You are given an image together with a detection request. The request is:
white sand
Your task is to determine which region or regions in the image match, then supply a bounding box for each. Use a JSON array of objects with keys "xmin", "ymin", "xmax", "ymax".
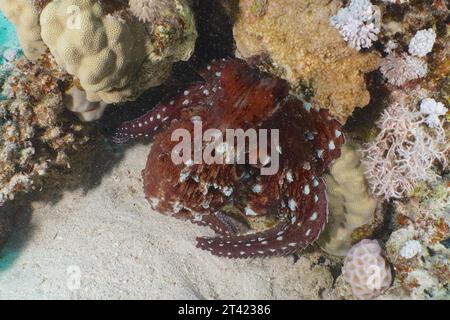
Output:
[{"xmin": 0, "ymin": 144, "xmax": 337, "ymax": 299}]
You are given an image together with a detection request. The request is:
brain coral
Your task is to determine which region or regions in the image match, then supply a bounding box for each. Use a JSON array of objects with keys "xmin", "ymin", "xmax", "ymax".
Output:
[
  {"xmin": 0, "ymin": 0, "xmax": 47, "ymax": 60},
  {"xmin": 40, "ymin": 0, "xmax": 197, "ymax": 104},
  {"xmin": 318, "ymin": 144, "xmax": 379, "ymax": 256},
  {"xmin": 233, "ymin": 0, "xmax": 380, "ymax": 123},
  {"xmin": 343, "ymin": 239, "xmax": 392, "ymax": 300}
]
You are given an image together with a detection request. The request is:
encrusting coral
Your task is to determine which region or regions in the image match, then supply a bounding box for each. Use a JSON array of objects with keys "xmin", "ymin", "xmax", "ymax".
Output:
[
  {"xmin": 342, "ymin": 239, "xmax": 392, "ymax": 300},
  {"xmin": 0, "ymin": 0, "xmax": 47, "ymax": 60},
  {"xmin": 40, "ymin": 0, "xmax": 197, "ymax": 104},
  {"xmin": 0, "ymin": 54, "xmax": 94, "ymax": 207},
  {"xmin": 232, "ymin": 0, "xmax": 381, "ymax": 124},
  {"xmin": 318, "ymin": 144, "xmax": 379, "ymax": 256}
]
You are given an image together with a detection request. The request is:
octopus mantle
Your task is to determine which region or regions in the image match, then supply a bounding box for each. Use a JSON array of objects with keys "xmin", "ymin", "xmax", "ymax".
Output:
[{"xmin": 113, "ymin": 58, "xmax": 344, "ymax": 258}]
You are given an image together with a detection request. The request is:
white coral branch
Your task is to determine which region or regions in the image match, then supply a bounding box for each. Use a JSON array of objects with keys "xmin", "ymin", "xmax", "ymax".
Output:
[{"xmin": 361, "ymin": 98, "xmax": 448, "ymax": 200}]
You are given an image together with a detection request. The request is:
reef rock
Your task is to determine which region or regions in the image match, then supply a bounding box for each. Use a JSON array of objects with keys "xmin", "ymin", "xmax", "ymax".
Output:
[
  {"xmin": 0, "ymin": 54, "xmax": 94, "ymax": 208},
  {"xmin": 232, "ymin": 0, "xmax": 380, "ymax": 123}
]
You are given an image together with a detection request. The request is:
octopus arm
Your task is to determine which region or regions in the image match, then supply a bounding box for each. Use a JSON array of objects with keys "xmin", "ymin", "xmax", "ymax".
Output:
[
  {"xmin": 190, "ymin": 212, "xmax": 239, "ymax": 237},
  {"xmin": 111, "ymin": 82, "xmax": 207, "ymax": 144},
  {"xmin": 196, "ymin": 179, "xmax": 329, "ymax": 258}
]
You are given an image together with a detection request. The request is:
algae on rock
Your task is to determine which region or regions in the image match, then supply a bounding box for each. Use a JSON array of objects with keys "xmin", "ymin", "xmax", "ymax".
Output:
[{"xmin": 233, "ymin": 0, "xmax": 380, "ymax": 123}]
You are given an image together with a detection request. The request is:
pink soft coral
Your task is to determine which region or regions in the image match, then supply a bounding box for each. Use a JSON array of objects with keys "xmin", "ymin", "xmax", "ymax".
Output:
[{"xmin": 361, "ymin": 91, "xmax": 448, "ymax": 200}]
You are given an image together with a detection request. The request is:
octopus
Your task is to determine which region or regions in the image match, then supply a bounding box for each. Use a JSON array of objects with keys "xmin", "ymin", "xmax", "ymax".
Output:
[{"xmin": 112, "ymin": 58, "xmax": 345, "ymax": 258}]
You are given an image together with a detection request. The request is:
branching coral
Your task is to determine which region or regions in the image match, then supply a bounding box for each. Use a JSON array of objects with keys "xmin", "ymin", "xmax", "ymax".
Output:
[
  {"xmin": 330, "ymin": 0, "xmax": 381, "ymax": 51},
  {"xmin": 0, "ymin": 54, "xmax": 93, "ymax": 206},
  {"xmin": 380, "ymin": 53, "xmax": 428, "ymax": 87},
  {"xmin": 361, "ymin": 90, "xmax": 448, "ymax": 200}
]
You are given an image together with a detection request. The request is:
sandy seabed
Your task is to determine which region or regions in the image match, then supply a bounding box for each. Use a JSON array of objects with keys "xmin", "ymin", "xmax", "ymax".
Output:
[{"xmin": 0, "ymin": 143, "xmax": 338, "ymax": 300}]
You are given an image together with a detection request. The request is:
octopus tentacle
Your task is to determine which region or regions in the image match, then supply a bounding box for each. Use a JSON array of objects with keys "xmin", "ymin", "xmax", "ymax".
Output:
[
  {"xmin": 111, "ymin": 81, "xmax": 208, "ymax": 144},
  {"xmin": 111, "ymin": 100, "xmax": 183, "ymax": 144},
  {"xmin": 190, "ymin": 211, "xmax": 239, "ymax": 236},
  {"xmin": 196, "ymin": 179, "xmax": 328, "ymax": 258}
]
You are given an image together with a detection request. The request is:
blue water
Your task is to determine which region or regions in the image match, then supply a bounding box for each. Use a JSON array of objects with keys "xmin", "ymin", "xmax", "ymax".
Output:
[
  {"xmin": 0, "ymin": 10, "xmax": 22, "ymax": 100},
  {"xmin": 0, "ymin": 10, "xmax": 20, "ymax": 63}
]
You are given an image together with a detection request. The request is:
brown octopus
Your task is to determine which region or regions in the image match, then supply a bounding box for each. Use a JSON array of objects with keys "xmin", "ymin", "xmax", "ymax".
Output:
[{"xmin": 112, "ymin": 58, "xmax": 344, "ymax": 258}]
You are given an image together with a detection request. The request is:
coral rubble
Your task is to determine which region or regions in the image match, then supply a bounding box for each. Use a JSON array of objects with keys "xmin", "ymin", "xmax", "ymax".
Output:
[
  {"xmin": 0, "ymin": 54, "xmax": 94, "ymax": 207},
  {"xmin": 386, "ymin": 180, "xmax": 450, "ymax": 299}
]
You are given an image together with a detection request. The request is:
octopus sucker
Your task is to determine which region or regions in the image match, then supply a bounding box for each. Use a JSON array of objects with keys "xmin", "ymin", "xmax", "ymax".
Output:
[{"xmin": 112, "ymin": 58, "xmax": 344, "ymax": 258}]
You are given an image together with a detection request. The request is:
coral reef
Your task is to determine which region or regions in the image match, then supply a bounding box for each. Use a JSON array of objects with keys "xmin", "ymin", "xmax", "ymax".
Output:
[
  {"xmin": 232, "ymin": 0, "xmax": 380, "ymax": 123},
  {"xmin": 342, "ymin": 239, "xmax": 392, "ymax": 300},
  {"xmin": 40, "ymin": 0, "xmax": 197, "ymax": 104},
  {"xmin": 0, "ymin": 54, "xmax": 94, "ymax": 207},
  {"xmin": 0, "ymin": 0, "xmax": 46, "ymax": 60},
  {"xmin": 112, "ymin": 58, "xmax": 345, "ymax": 258},
  {"xmin": 386, "ymin": 180, "xmax": 450, "ymax": 300},
  {"xmin": 318, "ymin": 144, "xmax": 379, "ymax": 256},
  {"xmin": 0, "ymin": 0, "xmax": 447, "ymax": 300},
  {"xmin": 361, "ymin": 90, "xmax": 448, "ymax": 200}
]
